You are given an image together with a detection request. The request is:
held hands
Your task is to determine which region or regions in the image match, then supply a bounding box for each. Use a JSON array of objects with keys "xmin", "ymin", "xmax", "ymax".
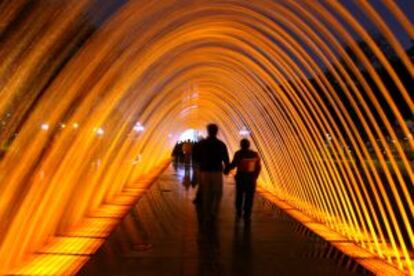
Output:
[{"xmin": 223, "ymin": 166, "xmax": 231, "ymax": 175}]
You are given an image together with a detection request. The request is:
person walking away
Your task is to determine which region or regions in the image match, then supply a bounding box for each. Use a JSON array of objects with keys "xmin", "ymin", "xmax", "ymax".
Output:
[
  {"xmin": 171, "ymin": 142, "xmax": 181, "ymax": 169},
  {"xmin": 197, "ymin": 124, "xmax": 230, "ymax": 223},
  {"xmin": 182, "ymin": 140, "xmax": 193, "ymax": 166},
  {"xmin": 225, "ymin": 139, "xmax": 261, "ymax": 222}
]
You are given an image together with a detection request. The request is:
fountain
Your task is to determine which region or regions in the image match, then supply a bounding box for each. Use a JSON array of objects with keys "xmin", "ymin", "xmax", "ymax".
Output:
[{"xmin": 0, "ymin": 0, "xmax": 412, "ymax": 274}]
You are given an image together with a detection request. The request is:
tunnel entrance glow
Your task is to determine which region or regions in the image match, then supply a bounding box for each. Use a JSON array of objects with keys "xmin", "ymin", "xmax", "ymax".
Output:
[{"xmin": 178, "ymin": 129, "xmax": 202, "ymax": 142}]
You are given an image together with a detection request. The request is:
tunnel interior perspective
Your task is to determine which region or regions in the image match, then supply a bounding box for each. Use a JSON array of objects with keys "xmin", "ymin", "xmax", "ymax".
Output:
[{"xmin": 0, "ymin": 0, "xmax": 413, "ymax": 275}]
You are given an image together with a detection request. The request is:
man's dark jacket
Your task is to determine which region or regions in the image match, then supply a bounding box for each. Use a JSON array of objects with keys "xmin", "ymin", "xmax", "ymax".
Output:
[{"xmin": 193, "ymin": 137, "xmax": 229, "ymax": 172}]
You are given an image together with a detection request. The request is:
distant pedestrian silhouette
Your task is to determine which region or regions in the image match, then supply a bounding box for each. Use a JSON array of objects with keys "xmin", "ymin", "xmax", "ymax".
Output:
[
  {"xmin": 182, "ymin": 139, "xmax": 193, "ymax": 165},
  {"xmin": 225, "ymin": 139, "xmax": 261, "ymax": 222},
  {"xmin": 171, "ymin": 141, "xmax": 185, "ymax": 166},
  {"xmin": 195, "ymin": 124, "xmax": 229, "ymax": 223}
]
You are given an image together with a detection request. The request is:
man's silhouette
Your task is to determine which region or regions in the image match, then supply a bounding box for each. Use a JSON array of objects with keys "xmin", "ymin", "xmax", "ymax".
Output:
[{"xmin": 195, "ymin": 124, "xmax": 229, "ymax": 223}]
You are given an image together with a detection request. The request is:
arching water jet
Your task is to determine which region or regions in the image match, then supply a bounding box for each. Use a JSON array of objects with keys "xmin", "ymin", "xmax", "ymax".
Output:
[{"xmin": 0, "ymin": 0, "xmax": 412, "ymax": 274}]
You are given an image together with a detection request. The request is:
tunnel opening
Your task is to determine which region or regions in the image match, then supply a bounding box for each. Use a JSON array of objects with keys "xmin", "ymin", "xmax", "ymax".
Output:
[{"xmin": 178, "ymin": 128, "xmax": 202, "ymax": 142}]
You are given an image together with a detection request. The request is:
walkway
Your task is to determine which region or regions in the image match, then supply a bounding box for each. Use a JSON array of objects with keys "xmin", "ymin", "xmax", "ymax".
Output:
[{"xmin": 79, "ymin": 166, "xmax": 369, "ymax": 275}]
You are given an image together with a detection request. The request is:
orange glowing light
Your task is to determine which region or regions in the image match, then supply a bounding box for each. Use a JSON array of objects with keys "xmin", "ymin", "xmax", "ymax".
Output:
[{"xmin": 0, "ymin": 0, "xmax": 412, "ymax": 274}]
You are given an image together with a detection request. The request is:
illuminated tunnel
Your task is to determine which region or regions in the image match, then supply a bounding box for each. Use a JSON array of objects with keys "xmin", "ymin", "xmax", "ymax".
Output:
[{"xmin": 0, "ymin": 0, "xmax": 413, "ymax": 274}]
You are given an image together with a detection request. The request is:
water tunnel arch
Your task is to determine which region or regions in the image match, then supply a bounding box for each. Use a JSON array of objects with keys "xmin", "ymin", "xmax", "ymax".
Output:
[{"xmin": 0, "ymin": 0, "xmax": 412, "ymax": 274}]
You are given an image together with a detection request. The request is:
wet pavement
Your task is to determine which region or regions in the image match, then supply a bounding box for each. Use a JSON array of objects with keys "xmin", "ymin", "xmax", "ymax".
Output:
[{"xmin": 79, "ymin": 165, "xmax": 370, "ymax": 276}]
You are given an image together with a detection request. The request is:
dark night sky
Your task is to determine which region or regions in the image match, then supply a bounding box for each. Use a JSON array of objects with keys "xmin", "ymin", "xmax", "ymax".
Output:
[
  {"xmin": 103, "ymin": 0, "xmax": 414, "ymax": 49},
  {"xmin": 342, "ymin": 0, "xmax": 414, "ymax": 48}
]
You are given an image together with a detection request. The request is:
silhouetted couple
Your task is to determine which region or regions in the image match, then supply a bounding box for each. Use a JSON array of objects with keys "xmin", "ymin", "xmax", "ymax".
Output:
[{"xmin": 193, "ymin": 124, "xmax": 261, "ymax": 225}]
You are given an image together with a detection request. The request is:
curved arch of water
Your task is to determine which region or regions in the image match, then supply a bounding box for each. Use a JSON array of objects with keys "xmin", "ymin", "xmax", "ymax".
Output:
[{"xmin": 0, "ymin": 0, "xmax": 412, "ymax": 273}]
